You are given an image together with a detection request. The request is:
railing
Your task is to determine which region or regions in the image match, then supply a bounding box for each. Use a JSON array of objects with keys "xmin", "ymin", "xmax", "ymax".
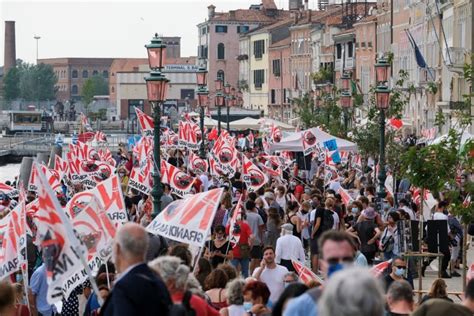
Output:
[{"xmin": 446, "ymin": 47, "xmax": 467, "ymax": 70}]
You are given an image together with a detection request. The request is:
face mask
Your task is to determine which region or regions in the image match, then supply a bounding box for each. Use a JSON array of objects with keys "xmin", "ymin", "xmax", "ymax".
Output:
[
  {"xmin": 119, "ymin": 173, "xmax": 125, "ymax": 177},
  {"xmin": 351, "ymin": 207, "xmax": 358, "ymax": 214},
  {"xmin": 327, "ymin": 263, "xmax": 344, "ymax": 278},
  {"xmin": 394, "ymin": 267, "xmax": 406, "ymax": 277},
  {"xmin": 243, "ymin": 302, "xmax": 253, "ymax": 312},
  {"xmin": 16, "ymin": 273, "xmax": 23, "ymax": 283}
]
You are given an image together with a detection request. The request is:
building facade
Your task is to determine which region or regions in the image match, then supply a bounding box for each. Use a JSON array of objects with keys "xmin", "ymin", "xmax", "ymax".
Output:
[{"xmin": 38, "ymin": 58, "xmax": 114, "ymax": 102}]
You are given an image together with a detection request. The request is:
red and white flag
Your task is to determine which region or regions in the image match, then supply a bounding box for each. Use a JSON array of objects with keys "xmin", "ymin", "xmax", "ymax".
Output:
[
  {"xmin": 247, "ymin": 132, "xmax": 255, "ymax": 148},
  {"xmin": 228, "ymin": 197, "xmax": 243, "ymax": 246},
  {"xmin": 78, "ymin": 132, "xmax": 96, "ymax": 144},
  {"xmin": 270, "ymin": 124, "xmax": 282, "ymax": 143},
  {"xmin": 338, "ymin": 187, "xmax": 353, "ymax": 207},
  {"xmin": 32, "ymin": 163, "xmax": 85, "ymax": 304},
  {"xmin": 0, "ymin": 182, "xmax": 19, "ymax": 199},
  {"xmin": 388, "ymin": 118, "xmax": 403, "ymax": 130},
  {"xmin": 29, "ymin": 164, "xmax": 61, "ymax": 193},
  {"xmin": 80, "ymin": 113, "xmax": 93, "ymax": 132},
  {"xmin": 188, "ymin": 152, "xmax": 209, "ymax": 175},
  {"xmin": 0, "ymin": 197, "xmax": 27, "ymax": 280},
  {"xmin": 161, "ymin": 160, "xmax": 196, "ymax": 197},
  {"xmin": 178, "ymin": 121, "xmax": 200, "ymax": 150},
  {"xmin": 371, "ymin": 259, "xmax": 392, "ymax": 278},
  {"xmin": 129, "ymin": 138, "xmax": 153, "ymax": 194},
  {"xmin": 302, "ymin": 129, "xmax": 318, "ymax": 156},
  {"xmin": 146, "ymin": 188, "xmax": 224, "ymax": 247},
  {"xmin": 95, "ymin": 131, "xmax": 107, "ymax": 143},
  {"xmin": 54, "ymin": 155, "xmax": 69, "ymax": 180},
  {"xmin": 98, "ymin": 148, "xmax": 116, "ymax": 167},
  {"xmin": 135, "ymin": 107, "xmax": 154, "ymax": 137},
  {"xmin": 291, "ymin": 260, "xmax": 323, "ymax": 285},
  {"xmin": 242, "ymin": 156, "xmax": 268, "ymax": 193}
]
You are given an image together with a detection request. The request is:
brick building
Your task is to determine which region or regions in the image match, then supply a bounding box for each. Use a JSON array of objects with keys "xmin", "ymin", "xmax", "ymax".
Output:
[
  {"xmin": 38, "ymin": 58, "xmax": 114, "ymax": 102},
  {"xmin": 197, "ymin": 1, "xmax": 290, "ymax": 105}
]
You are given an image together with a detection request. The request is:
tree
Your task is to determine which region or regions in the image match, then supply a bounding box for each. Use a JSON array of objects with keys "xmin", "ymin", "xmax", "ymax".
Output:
[
  {"xmin": 81, "ymin": 75, "xmax": 109, "ymax": 106},
  {"xmin": 17, "ymin": 62, "xmax": 57, "ymax": 101},
  {"xmin": 3, "ymin": 67, "xmax": 20, "ymax": 100}
]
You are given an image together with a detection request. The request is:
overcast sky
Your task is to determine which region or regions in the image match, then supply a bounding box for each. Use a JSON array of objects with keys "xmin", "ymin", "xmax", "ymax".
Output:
[{"xmin": 0, "ymin": 0, "xmax": 320, "ymax": 65}]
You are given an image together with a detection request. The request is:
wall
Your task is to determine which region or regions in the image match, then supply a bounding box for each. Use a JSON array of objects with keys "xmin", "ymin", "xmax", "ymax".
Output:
[{"xmin": 249, "ymin": 32, "xmax": 270, "ymax": 114}]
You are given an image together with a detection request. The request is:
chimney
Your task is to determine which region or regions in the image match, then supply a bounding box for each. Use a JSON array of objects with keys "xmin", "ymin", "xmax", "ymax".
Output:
[
  {"xmin": 308, "ymin": 9, "xmax": 312, "ymax": 22},
  {"xmin": 229, "ymin": 10, "xmax": 236, "ymax": 19},
  {"xmin": 304, "ymin": 0, "xmax": 309, "ymax": 10},
  {"xmin": 208, "ymin": 5, "xmax": 216, "ymax": 19},
  {"xmin": 4, "ymin": 21, "xmax": 16, "ymax": 75}
]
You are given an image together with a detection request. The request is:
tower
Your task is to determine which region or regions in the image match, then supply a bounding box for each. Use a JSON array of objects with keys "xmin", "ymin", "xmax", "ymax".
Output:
[{"xmin": 4, "ymin": 21, "xmax": 16, "ymax": 75}]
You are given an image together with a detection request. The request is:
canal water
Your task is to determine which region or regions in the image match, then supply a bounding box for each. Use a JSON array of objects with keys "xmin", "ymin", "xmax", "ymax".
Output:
[{"xmin": 0, "ymin": 162, "xmax": 21, "ymax": 183}]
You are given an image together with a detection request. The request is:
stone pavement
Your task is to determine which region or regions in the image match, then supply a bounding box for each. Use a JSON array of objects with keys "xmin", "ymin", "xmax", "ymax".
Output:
[{"xmin": 420, "ymin": 237, "xmax": 473, "ymax": 302}]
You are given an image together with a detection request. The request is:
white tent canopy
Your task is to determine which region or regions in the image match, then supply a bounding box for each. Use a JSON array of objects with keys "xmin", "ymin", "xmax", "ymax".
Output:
[
  {"xmin": 269, "ymin": 127, "xmax": 358, "ymax": 152},
  {"xmin": 228, "ymin": 117, "xmax": 261, "ymax": 130},
  {"xmin": 260, "ymin": 118, "xmax": 294, "ymax": 130},
  {"xmin": 204, "ymin": 117, "xmax": 218, "ymax": 127},
  {"xmin": 430, "ymin": 130, "xmax": 473, "ymax": 147}
]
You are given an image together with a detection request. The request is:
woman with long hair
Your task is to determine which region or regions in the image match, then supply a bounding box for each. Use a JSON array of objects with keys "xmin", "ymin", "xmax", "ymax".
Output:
[
  {"xmin": 420, "ymin": 279, "xmax": 453, "ymax": 304},
  {"xmin": 265, "ymin": 207, "xmax": 281, "ymax": 249}
]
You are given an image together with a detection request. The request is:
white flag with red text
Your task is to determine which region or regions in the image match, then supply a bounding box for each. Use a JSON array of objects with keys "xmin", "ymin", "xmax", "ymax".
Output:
[
  {"xmin": 292, "ymin": 260, "xmax": 323, "ymax": 285},
  {"xmin": 146, "ymin": 188, "xmax": 224, "ymax": 247},
  {"xmin": 129, "ymin": 138, "xmax": 153, "ymax": 194},
  {"xmin": 135, "ymin": 107, "xmax": 154, "ymax": 137},
  {"xmin": 178, "ymin": 121, "xmax": 200, "ymax": 150},
  {"xmin": 188, "ymin": 152, "xmax": 209, "ymax": 175},
  {"xmin": 29, "ymin": 164, "xmax": 61, "ymax": 193}
]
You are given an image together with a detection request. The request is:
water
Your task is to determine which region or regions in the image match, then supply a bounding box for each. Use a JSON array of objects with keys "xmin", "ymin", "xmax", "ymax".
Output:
[{"xmin": 0, "ymin": 163, "xmax": 21, "ymax": 183}]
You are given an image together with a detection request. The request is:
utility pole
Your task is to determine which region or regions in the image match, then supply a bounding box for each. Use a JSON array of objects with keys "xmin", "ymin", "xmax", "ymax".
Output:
[{"xmin": 34, "ymin": 35, "xmax": 41, "ymax": 64}]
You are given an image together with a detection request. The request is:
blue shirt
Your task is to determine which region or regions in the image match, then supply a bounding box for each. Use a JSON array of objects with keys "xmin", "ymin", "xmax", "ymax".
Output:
[
  {"xmin": 30, "ymin": 263, "xmax": 55, "ymax": 316},
  {"xmin": 283, "ymin": 292, "xmax": 318, "ymax": 316}
]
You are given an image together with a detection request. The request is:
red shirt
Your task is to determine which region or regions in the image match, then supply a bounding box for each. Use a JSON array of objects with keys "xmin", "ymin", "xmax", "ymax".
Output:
[
  {"xmin": 171, "ymin": 292, "xmax": 220, "ymax": 316},
  {"xmin": 226, "ymin": 220, "xmax": 252, "ymax": 259},
  {"xmin": 294, "ymin": 184, "xmax": 304, "ymax": 201}
]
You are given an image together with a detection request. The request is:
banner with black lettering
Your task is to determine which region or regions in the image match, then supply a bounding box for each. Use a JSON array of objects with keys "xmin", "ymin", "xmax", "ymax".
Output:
[
  {"xmin": 70, "ymin": 161, "xmax": 116, "ymax": 188},
  {"xmin": 161, "ymin": 160, "xmax": 195, "ymax": 198},
  {"xmin": 188, "ymin": 152, "xmax": 209, "ymax": 175},
  {"xmin": 146, "ymin": 188, "xmax": 224, "ymax": 247},
  {"xmin": 178, "ymin": 121, "xmax": 200, "ymax": 150},
  {"xmin": 302, "ymin": 129, "xmax": 318, "ymax": 156},
  {"xmin": 28, "ymin": 164, "xmax": 62, "ymax": 193}
]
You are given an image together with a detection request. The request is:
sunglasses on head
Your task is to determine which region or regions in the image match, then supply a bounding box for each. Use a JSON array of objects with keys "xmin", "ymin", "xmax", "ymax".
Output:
[{"xmin": 326, "ymin": 256, "xmax": 354, "ymax": 265}]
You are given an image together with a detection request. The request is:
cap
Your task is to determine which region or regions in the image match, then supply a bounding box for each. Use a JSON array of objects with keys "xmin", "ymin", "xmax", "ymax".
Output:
[{"xmin": 281, "ymin": 223, "xmax": 293, "ymax": 231}]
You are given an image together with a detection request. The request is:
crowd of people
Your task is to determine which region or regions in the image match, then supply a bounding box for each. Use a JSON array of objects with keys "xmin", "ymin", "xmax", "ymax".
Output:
[{"xmin": 0, "ymin": 134, "xmax": 472, "ymax": 316}]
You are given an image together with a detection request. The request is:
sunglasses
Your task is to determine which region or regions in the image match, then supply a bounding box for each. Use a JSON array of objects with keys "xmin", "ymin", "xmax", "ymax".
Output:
[
  {"xmin": 326, "ymin": 256, "xmax": 354, "ymax": 265},
  {"xmin": 395, "ymin": 265, "xmax": 407, "ymax": 269}
]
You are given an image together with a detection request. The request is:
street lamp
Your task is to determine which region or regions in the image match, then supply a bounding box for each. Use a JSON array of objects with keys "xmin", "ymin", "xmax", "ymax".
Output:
[
  {"xmin": 196, "ymin": 66, "xmax": 208, "ymax": 158},
  {"xmin": 215, "ymin": 91, "xmax": 225, "ymax": 135},
  {"xmin": 340, "ymin": 90, "xmax": 352, "ymax": 135},
  {"xmin": 145, "ymin": 34, "xmax": 169, "ymax": 217},
  {"xmin": 224, "ymin": 82, "xmax": 231, "ymax": 131},
  {"xmin": 374, "ymin": 57, "xmax": 391, "ymax": 203}
]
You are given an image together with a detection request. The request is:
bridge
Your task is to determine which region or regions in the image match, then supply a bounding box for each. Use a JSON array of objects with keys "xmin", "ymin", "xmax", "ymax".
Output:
[{"xmin": 0, "ymin": 133, "xmax": 129, "ymax": 158}]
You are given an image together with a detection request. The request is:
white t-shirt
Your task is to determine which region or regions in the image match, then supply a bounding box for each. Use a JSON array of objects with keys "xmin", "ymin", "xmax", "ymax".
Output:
[
  {"xmin": 432, "ymin": 212, "xmax": 450, "ymax": 233},
  {"xmin": 252, "ymin": 265, "xmax": 289, "ymax": 304},
  {"xmin": 331, "ymin": 210, "xmax": 340, "ymax": 230},
  {"xmin": 402, "ymin": 206, "xmax": 416, "ymax": 220}
]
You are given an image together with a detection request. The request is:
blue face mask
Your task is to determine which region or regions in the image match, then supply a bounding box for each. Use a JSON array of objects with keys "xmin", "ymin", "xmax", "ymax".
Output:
[
  {"xmin": 328, "ymin": 263, "xmax": 344, "ymax": 278},
  {"xmin": 394, "ymin": 267, "xmax": 406, "ymax": 277},
  {"xmin": 15, "ymin": 273, "xmax": 23, "ymax": 283},
  {"xmin": 351, "ymin": 207, "xmax": 358, "ymax": 214},
  {"xmin": 243, "ymin": 302, "xmax": 252, "ymax": 312}
]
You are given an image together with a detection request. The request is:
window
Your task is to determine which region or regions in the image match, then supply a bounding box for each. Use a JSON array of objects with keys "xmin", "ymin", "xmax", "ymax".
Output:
[
  {"xmin": 103, "ymin": 70, "xmax": 109, "ymax": 78},
  {"xmin": 199, "ymin": 45, "xmax": 208, "ymax": 58},
  {"xmin": 271, "ymin": 89, "xmax": 276, "ymax": 104},
  {"xmin": 217, "ymin": 43, "xmax": 225, "ymax": 60},
  {"xmin": 237, "ymin": 25, "xmax": 250, "ymax": 33},
  {"xmin": 217, "ymin": 70, "xmax": 225, "ymax": 82},
  {"xmin": 92, "ymin": 70, "xmax": 98, "ymax": 76},
  {"xmin": 215, "ymin": 25, "xmax": 228, "ymax": 33},
  {"xmin": 336, "ymin": 44, "xmax": 342, "ymax": 59},
  {"xmin": 111, "ymin": 86, "xmax": 115, "ymax": 93},
  {"xmin": 201, "ymin": 27, "xmax": 207, "ymax": 35},
  {"xmin": 368, "ymin": 41, "xmax": 373, "ymax": 48},
  {"xmin": 72, "ymin": 70, "xmax": 78, "ymax": 78},
  {"xmin": 355, "ymin": 42, "xmax": 359, "ymax": 48},
  {"xmin": 71, "ymin": 85, "xmax": 78, "ymax": 95},
  {"xmin": 82, "ymin": 70, "xmax": 88, "ymax": 78},
  {"xmin": 253, "ymin": 69, "xmax": 264, "ymax": 88},
  {"xmin": 347, "ymin": 43, "xmax": 353, "ymax": 58},
  {"xmin": 253, "ymin": 40, "xmax": 265, "ymax": 59},
  {"xmin": 272, "ymin": 59, "xmax": 281, "ymax": 76},
  {"xmin": 361, "ymin": 42, "xmax": 366, "ymax": 48}
]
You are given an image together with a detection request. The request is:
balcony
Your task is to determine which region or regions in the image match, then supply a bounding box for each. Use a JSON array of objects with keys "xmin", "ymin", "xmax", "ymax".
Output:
[
  {"xmin": 446, "ymin": 47, "xmax": 467, "ymax": 73},
  {"xmin": 449, "ymin": 101, "xmax": 467, "ymax": 110},
  {"xmin": 345, "ymin": 57, "xmax": 354, "ymax": 69}
]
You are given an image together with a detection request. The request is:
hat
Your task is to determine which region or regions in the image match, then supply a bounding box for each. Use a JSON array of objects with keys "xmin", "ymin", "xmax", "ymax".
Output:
[
  {"xmin": 263, "ymin": 192, "xmax": 275, "ymax": 200},
  {"xmin": 281, "ymin": 223, "xmax": 293, "ymax": 231},
  {"xmin": 362, "ymin": 207, "xmax": 376, "ymax": 220}
]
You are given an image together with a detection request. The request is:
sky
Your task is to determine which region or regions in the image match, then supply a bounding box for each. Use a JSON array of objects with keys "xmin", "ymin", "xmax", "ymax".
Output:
[{"xmin": 0, "ymin": 0, "xmax": 320, "ymax": 65}]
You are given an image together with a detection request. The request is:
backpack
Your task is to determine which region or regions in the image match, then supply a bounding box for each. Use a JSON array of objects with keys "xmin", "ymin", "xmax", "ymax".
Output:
[
  {"xmin": 169, "ymin": 291, "xmax": 196, "ymax": 316},
  {"xmin": 320, "ymin": 209, "xmax": 334, "ymax": 232}
]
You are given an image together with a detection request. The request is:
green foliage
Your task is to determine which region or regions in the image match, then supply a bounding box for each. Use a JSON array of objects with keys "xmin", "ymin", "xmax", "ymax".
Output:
[
  {"xmin": 293, "ymin": 91, "xmax": 346, "ymax": 137},
  {"xmin": 311, "ymin": 67, "xmax": 333, "ymax": 84},
  {"xmin": 351, "ymin": 121, "xmax": 380, "ymax": 158},
  {"xmin": 3, "ymin": 67, "xmax": 20, "ymax": 100},
  {"xmin": 81, "ymin": 75, "xmax": 109, "ymax": 106},
  {"xmin": 434, "ymin": 107, "xmax": 446, "ymax": 131},
  {"xmin": 427, "ymin": 81, "xmax": 438, "ymax": 95},
  {"xmin": 4, "ymin": 61, "xmax": 57, "ymax": 101}
]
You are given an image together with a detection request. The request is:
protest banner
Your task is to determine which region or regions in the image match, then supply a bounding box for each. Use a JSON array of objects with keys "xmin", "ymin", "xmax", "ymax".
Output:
[
  {"xmin": 135, "ymin": 107, "xmax": 154, "ymax": 137},
  {"xmin": 147, "ymin": 188, "xmax": 224, "ymax": 247},
  {"xmin": 161, "ymin": 160, "xmax": 195, "ymax": 198},
  {"xmin": 302, "ymin": 129, "xmax": 318, "ymax": 156},
  {"xmin": 0, "ymin": 182, "xmax": 19, "ymax": 199},
  {"xmin": 178, "ymin": 121, "xmax": 200, "ymax": 150},
  {"xmin": 28, "ymin": 164, "xmax": 61, "ymax": 193},
  {"xmin": 188, "ymin": 152, "xmax": 209, "ymax": 175},
  {"xmin": 129, "ymin": 138, "xmax": 153, "ymax": 194},
  {"xmin": 242, "ymin": 156, "xmax": 268, "ymax": 193}
]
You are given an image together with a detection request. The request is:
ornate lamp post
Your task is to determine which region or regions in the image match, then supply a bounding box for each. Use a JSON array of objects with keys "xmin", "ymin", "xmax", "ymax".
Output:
[
  {"xmin": 196, "ymin": 66, "xmax": 208, "ymax": 158},
  {"xmin": 215, "ymin": 77, "xmax": 224, "ymax": 135},
  {"xmin": 145, "ymin": 34, "xmax": 169, "ymax": 217},
  {"xmin": 224, "ymin": 82, "xmax": 231, "ymax": 131},
  {"xmin": 340, "ymin": 73, "xmax": 352, "ymax": 135},
  {"xmin": 374, "ymin": 57, "xmax": 391, "ymax": 203}
]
